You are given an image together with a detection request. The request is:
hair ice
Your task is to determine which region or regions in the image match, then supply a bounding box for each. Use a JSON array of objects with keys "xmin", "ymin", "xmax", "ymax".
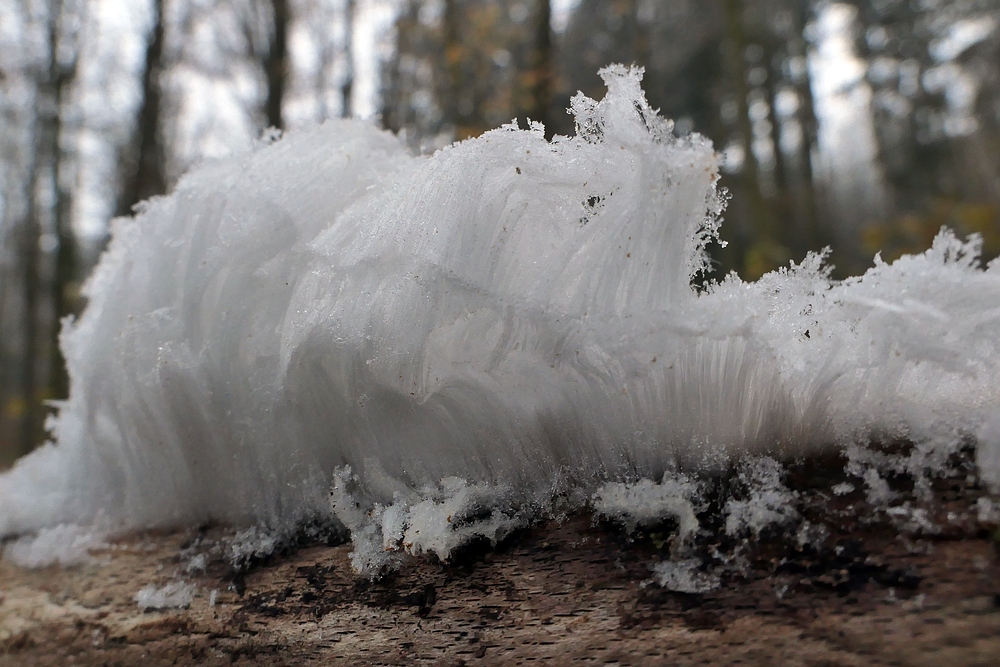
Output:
[{"xmin": 2, "ymin": 66, "xmax": 999, "ymax": 570}]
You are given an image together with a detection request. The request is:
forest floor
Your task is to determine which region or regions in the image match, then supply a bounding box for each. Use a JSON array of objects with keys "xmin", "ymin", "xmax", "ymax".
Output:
[{"xmin": 2, "ymin": 454, "xmax": 1000, "ymax": 666}]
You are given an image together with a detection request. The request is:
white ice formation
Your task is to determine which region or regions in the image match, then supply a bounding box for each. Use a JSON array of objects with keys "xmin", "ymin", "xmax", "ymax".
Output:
[
  {"xmin": 3, "ymin": 523, "xmax": 107, "ymax": 568},
  {"xmin": 134, "ymin": 581, "xmax": 196, "ymax": 611},
  {"xmin": 1, "ymin": 66, "xmax": 1000, "ymax": 572},
  {"xmin": 650, "ymin": 558, "xmax": 721, "ymax": 594},
  {"xmin": 592, "ymin": 477, "xmax": 701, "ymax": 540}
]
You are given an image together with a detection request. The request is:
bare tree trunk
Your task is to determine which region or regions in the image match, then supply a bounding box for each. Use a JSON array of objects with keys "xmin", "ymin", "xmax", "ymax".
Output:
[
  {"xmin": 788, "ymin": 0, "xmax": 822, "ymax": 254},
  {"xmin": 442, "ymin": 0, "xmax": 463, "ymax": 135},
  {"xmin": 16, "ymin": 0, "xmax": 80, "ymax": 456},
  {"xmin": 723, "ymin": 0, "xmax": 774, "ymax": 276},
  {"xmin": 525, "ymin": 0, "xmax": 553, "ymax": 135},
  {"xmin": 47, "ymin": 0, "xmax": 81, "ymax": 408},
  {"xmin": 18, "ymin": 154, "xmax": 43, "ymax": 458},
  {"xmin": 265, "ymin": 0, "xmax": 289, "ymax": 130},
  {"xmin": 116, "ymin": 0, "xmax": 167, "ymax": 218},
  {"xmin": 340, "ymin": 0, "xmax": 355, "ymax": 118},
  {"xmin": 763, "ymin": 44, "xmax": 788, "ymax": 198}
]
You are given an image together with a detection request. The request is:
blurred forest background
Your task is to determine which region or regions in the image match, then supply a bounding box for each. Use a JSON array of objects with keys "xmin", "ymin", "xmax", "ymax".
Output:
[{"xmin": 1, "ymin": 0, "xmax": 999, "ymax": 463}]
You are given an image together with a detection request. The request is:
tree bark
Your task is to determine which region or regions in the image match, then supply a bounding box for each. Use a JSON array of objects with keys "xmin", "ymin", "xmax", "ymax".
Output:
[{"xmin": 340, "ymin": 0, "xmax": 355, "ymax": 118}]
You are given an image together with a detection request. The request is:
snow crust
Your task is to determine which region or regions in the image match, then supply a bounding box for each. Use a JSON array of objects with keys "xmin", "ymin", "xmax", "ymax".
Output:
[{"xmin": 2, "ymin": 65, "xmax": 1000, "ymax": 573}]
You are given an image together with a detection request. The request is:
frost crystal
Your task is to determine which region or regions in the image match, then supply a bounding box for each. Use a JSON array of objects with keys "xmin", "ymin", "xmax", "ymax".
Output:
[
  {"xmin": 977, "ymin": 497, "xmax": 1000, "ymax": 524},
  {"xmin": 795, "ymin": 521, "xmax": 830, "ymax": 549},
  {"xmin": 2, "ymin": 66, "xmax": 1000, "ymax": 570},
  {"xmin": 135, "ymin": 581, "xmax": 196, "ymax": 611},
  {"xmin": 593, "ymin": 476, "xmax": 700, "ymax": 541},
  {"xmin": 3, "ymin": 524, "xmax": 107, "ymax": 568},
  {"xmin": 831, "ymin": 482, "xmax": 855, "ymax": 496},
  {"xmin": 330, "ymin": 466, "xmax": 525, "ymax": 577},
  {"xmin": 228, "ymin": 525, "xmax": 280, "ymax": 570},
  {"xmin": 724, "ymin": 457, "xmax": 798, "ymax": 537},
  {"xmin": 651, "ymin": 559, "xmax": 720, "ymax": 593},
  {"xmin": 886, "ymin": 503, "xmax": 940, "ymax": 535},
  {"xmin": 184, "ymin": 553, "xmax": 208, "ymax": 574}
]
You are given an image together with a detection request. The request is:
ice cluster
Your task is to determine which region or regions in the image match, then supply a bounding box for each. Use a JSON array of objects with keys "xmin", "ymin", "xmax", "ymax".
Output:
[
  {"xmin": 3, "ymin": 523, "xmax": 107, "ymax": 568},
  {"xmin": 650, "ymin": 558, "xmax": 721, "ymax": 594},
  {"xmin": 134, "ymin": 581, "xmax": 196, "ymax": 611},
  {"xmin": 1, "ymin": 66, "xmax": 1000, "ymax": 573}
]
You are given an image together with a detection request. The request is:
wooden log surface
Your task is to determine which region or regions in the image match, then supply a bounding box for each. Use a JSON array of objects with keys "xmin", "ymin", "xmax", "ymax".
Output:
[
  {"xmin": 1, "ymin": 511, "xmax": 998, "ymax": 666},
  {"xmin": 2, "ymin": 453, "xmax": 1000, "ymax": 666}
]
